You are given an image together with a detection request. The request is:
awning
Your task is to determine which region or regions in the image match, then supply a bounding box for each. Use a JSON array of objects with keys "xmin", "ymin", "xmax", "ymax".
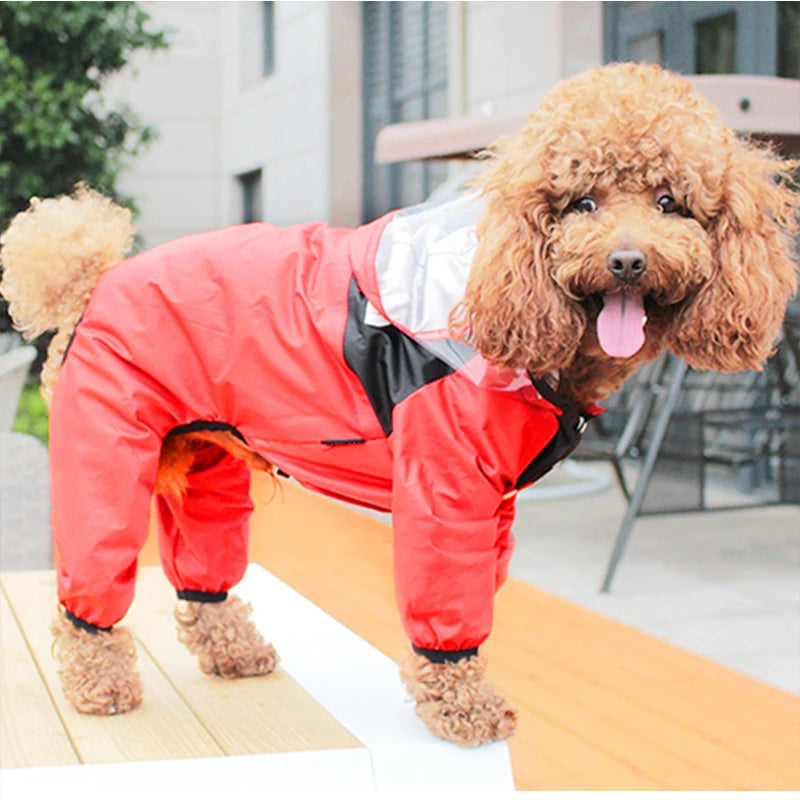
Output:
[{"xmin": 375, "ymin": 74, "xmax": 800, "ymax": 163}]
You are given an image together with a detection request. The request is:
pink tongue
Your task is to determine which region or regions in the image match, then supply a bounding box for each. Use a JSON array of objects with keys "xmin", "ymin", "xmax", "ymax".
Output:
[{"xmin": 597, "ymin": 291, "xmax": 646, "ymax": 358}]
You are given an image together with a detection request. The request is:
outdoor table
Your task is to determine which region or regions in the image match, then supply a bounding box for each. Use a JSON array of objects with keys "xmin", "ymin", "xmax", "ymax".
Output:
[{"xmin": 1, "ymin": 473, "xmax": 798, "ymax": 791}]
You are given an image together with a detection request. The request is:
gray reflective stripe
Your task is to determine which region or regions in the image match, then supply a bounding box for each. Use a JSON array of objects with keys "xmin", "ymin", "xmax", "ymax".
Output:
[
  {"xmin": 369, "ymin": 192, "xmax": 544, "ymax": 391},
  {"xmin": 418, "ymin": 337, "xmax": 479, "ymax": 372},
  {"xmin": 373, "ymin": 192, "xmax": 484, "ymax": 340}
]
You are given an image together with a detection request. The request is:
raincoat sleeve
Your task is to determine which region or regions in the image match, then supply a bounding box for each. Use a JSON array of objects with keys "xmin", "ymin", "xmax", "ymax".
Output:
[{"xmin": 389, "ymin": 372, "xmax": 557, "ymax": 656}]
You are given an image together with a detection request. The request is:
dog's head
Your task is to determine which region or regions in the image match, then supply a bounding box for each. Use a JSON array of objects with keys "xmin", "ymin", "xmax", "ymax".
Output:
[{"xmin": 454, "ymin": 63, "xmax": 799, "ymax": 384}]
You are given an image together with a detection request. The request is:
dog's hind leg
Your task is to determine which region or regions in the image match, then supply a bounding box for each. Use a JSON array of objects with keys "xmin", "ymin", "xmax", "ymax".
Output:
[
  {"xmin": 51, "ymin": 609, "xmax": 143, "ymax": 715},
  {"xmin": 173, "ymin": 595, "xmax": 278, "ymax": 678},
  {"xmin": 155, "ymin": 439, "xmax": 278, "ymax": 678}
]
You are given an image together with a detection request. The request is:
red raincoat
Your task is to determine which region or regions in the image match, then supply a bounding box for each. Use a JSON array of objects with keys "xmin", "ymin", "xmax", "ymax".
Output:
[{"xmin": 50, "ymin": 194, "xmax": 594, "ymax": 656}]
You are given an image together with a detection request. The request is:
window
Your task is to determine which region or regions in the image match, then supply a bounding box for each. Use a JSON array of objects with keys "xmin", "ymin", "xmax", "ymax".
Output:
[
  {"xmin": 694, "ymin": 12, "xmax": 737, "ymax": 74},
  {"xmin": 778, "ymin": 1, "xmax": 800, "ymax": 78},
  {"xmin": 605, "ymin": 1, "xmax": 797, "ymax": 77},
  {"xmin": 362, "ymin": 2, "xmax": 449, "ymax": 221},
  {"xmin": 238, "ymin": 170, "xmax": 263, "ymax": 223},
  {"xmin": 240, "ymin": 2, "xmax": 275, "ymax": 85},
  {"xmin": 262, "ymin": 1, "xmax": 275, "ymax": 77},
  {"xmin": 628, "ymin": 31, "xmax": 665, "ymax": 66}
]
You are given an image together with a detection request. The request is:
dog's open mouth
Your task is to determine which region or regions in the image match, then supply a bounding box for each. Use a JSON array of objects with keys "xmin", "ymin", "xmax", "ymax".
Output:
[{"xmin": 585, "ymin": 291, "xmax": 648, "ymax": 358}]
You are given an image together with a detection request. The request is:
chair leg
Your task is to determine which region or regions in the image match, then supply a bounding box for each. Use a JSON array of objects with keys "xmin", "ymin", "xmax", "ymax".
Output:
[
  {"xmin": 600, "ymin": 357, "xmax": 688, "ymax": 593},
  {"xmin": 610, "ymin": 453, "xmax": 631, "ymax": 502}
]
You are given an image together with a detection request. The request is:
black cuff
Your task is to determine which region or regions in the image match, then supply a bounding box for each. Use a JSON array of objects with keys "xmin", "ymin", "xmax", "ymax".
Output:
[
  {"xmin": 64, "ymin": 608, "xmax": 112, "ymax": 635},
  {"xmin": 177, "ymin": 589, "xmax": 228, "ymax": 603},
  {"xmin": 412, "ymin": 645, "xmax": 479, "ymax": 664}
]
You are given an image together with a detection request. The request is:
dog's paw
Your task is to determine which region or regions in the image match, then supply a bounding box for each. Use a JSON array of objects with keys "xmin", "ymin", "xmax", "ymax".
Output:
[
  {"xmin": 51, "ymin": 611, "xmax": 143, "ymax": 715},
  {"xmin": 175, "ymin": 594, "xmax": 279, "ymax": 678},
  {"xmin": 400, "ymin": 650, "xmax": 518, "ymax": 746}
]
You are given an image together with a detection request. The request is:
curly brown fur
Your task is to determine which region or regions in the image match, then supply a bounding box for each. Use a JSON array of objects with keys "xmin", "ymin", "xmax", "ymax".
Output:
[
  {"xmin": 174, "ymin": 595, "xmax": 279, "ymax": 678},
  {"xmin": 50, "ymin": 608, "xmax": 142, "ymax": 715},
  {"xmin": 157, "ymin": 429, "xmax": 275, "ymax": 499},
  {"xmin": 0, "ymin": 184, "xmax": 135, "ymax": 404},
  {"xmin": 452, "ymin": 63, "xmax": 799, "ymax": 406},
  {"xmin": 400, "ymin": 650, "xmax": 518, "ymax": 746}
]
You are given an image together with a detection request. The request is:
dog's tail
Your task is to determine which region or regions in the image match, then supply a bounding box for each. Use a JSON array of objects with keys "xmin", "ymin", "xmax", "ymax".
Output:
[
  {"xmin": 0, "ymin": 185, "xmax": 276, "ymax": 495},
  {"xmin": 0, "ymin": 184, "xmax": 134, "ymax": 404}
]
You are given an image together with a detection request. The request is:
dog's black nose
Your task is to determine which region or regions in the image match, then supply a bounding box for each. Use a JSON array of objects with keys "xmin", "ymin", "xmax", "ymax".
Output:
[{"xmin": 607, "ymin": 248, "xmax": 648, "ymax": 283}]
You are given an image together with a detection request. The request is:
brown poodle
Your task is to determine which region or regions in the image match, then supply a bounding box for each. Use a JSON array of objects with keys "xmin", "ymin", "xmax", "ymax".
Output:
[{"xmin": 1, "ymin": 63, "xmax": 797, "ymax": 747}]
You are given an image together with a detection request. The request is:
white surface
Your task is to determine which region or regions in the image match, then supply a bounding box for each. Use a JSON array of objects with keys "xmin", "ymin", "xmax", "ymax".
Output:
[
  {"xmin": 0, "ymin": 749, "xmax": 374, "ymax": 798},
  {"xmin": 237, "ymin": 565, "xmax": 515, "ymax": 791},
  {"xmin": 517, "ymin": 460, "xmax": 612, "ymax": 501},
  {"xmin": 2, "ymin": 564, "xmax": 514, "ymax": 794}
]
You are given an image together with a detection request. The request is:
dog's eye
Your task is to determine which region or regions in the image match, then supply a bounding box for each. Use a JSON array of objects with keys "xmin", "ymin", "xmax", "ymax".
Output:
[
  {"xmin": 657, "ymin": 193, "xmax": 691, "ymax": 217},
  {"xmin": 657, "ymin": 194, "xmax": 678, "ymax": 213},
  {"xmin": 569, "ymin": 197, "xmax": 597, "ymax": 214}
]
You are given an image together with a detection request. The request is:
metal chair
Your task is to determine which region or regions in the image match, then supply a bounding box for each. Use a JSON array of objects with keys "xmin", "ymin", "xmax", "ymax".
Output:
[
  {"xmin": 0, "ymin": 343, "xmax": 36, "ymax": 432},
  {"xmin": 0, "ymin": 432, "xmax": 51, "ymax": 569},
  {"xmin": 597, "ymin": 314, "xmax": 800, "ymax": 592}
]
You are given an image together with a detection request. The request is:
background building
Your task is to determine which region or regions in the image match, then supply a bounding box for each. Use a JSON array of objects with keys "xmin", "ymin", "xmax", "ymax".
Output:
[{"xmin": 105, "ymin": 0, "xmax": 798, "ymax": 247}]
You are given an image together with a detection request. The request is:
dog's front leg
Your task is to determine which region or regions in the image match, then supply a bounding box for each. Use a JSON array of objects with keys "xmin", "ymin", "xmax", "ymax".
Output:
[{"xmin": 400, "ymin": 649, "xmax": 518, "ymax": 746}]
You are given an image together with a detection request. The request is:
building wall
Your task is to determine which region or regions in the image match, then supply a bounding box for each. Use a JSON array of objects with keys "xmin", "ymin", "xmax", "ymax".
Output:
[
  {"xmin": 457, "ymin": 1, "xmax": 602, "ymax": 116},
  {"xmin": 326, "ymin": 3, "xmax": 363, "ymax": 228},
  {"xmin": 218, "ymin": 1, "xmax": 330, "ymax": 227},
  {"xmin": 462, "ymin": 1, "xmax": 564, "ymax": 115},
  {"xmin": 561, "ymin": 2, "xmax": 605, "ymax": 79},
  {"xmin": 221, "ymin": 0, "xmax": 362, "ymax": 228},
  {"xmin": 109, "ymin": 1, "xmax": 364, "ymax": 245},
  {"xmin": 104, "ymin": 1, "xmax": 602, "ymax": 246},
  {"xmin": 104, "ymin": 1, "xmax": 224, "ymax": 247}
]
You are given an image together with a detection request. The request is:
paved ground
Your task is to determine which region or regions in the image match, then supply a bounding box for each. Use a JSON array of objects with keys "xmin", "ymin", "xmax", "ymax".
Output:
[{"xmin": 510, "ymin": 461, "xmax": 800, "ymax": 695}]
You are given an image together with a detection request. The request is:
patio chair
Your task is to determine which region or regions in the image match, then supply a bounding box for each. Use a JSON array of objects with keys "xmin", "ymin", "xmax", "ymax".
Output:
[
  {"xmin": 597, "ymin": 309, "xmax": 800, "ymax": 592},
  {"xmin": 0, "ymin": 343, "xmax": 36, "ymax": 432},
  {"xmin": 0, "ymin": 431, "xmax": 51, "ymax": 570}
]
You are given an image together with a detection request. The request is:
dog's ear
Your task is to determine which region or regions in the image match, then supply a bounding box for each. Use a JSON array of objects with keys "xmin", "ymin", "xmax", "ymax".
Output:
[
  {"xmin": 451, "ymin": 180, "xmax": 585, "ymax": 376},
  {"xmin": 671, "ymin": 145, "xmax": 799, "ymax": 372}
]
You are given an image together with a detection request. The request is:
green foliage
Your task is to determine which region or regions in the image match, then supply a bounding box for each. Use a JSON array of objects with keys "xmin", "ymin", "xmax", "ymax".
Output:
[
  {"xmin": 0, "ymin": 1, "xmax": 170, "ymax": 228},
  {"xmin": 13, "ymin": 382, "xmax": 49, "ymax": 444},
  {"xmin": 0, "ymin": 1, "xmax": 170, "ymax": 363}
]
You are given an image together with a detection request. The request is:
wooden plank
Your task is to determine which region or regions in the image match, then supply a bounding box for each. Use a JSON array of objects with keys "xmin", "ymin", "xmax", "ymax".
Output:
[
  {"xmin": 513, "ymin": 753, "xmax": 606, "ymax": 792},
  {"xmin": 125, "ymin": 567, "xmax": 363, "ymax": 755},
  {"xmin": 0, "ymin": 586, "xmax": 79, "ymax": 768},
  {"xmin": 510, "ymin": 712, "xmax": 667, "ymax": 790},
  {"xmin": 510, "ymin": 584, "xmax": 800, "ymax": 732},
  {"xmin": 493, "ymin": 652, "xmax": 794, "ymax": 790},
  {"xmin": 242, "ymin": 473, "xmax": 800, "ymax": 791},
  {"xmin": 0, "ymin": 571, "xmax": 224, "ymax": 765},
  {"xmin": 494, "ymin": 586, "xmax": 800, "ymax": 771},
  {"xmin": 495, "ymin": 589, "xmax": 798, "ymax": 789}
]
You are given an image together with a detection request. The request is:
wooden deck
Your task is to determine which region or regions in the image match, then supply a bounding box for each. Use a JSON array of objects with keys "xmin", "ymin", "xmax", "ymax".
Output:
[
  {"xmin": 242, "ymin": 475, "xmax": 800, "ymax": 791},
  {"xmin": 2, "ymin": 472, "xmax": 799, "ymax": 789}
]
